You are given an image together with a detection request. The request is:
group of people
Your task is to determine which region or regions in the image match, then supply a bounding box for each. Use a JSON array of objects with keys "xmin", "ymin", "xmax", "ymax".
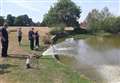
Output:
[
  {"xmin": 28, "ymin": 28, "xmax": 40, "ymax": 50},
  {"xmin": 17, "ymin": 27, "xmax": 40, "ymax": 50},
  {"xmin": 0, "ymin": 23, "xmax": 40, "ymax": 58},
  {"xmin": 0, "ymin": 23, "xmax": 59, "ymax": 69}
]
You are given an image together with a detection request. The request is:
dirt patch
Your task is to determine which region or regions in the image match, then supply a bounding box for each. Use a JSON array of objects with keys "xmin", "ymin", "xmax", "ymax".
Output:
[{"xmin": 0, "ymin": 27, "xmax": 50, "ymax": 83}]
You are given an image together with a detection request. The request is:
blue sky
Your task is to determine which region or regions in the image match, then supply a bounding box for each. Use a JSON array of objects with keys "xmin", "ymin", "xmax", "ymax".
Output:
[{"xmin": 0, "ymin": 0, "xmax": 119, "ymax": 22}]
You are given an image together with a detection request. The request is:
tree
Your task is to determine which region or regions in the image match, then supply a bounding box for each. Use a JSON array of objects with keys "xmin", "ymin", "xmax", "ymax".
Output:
[
  {"xmin": 86, "ymin": 9, "xmax": 102, "ymax": 32},
  {"xmin": 99, "ymin": 7, "xmax": 114, "ymax": 32},
  {"xmin": 100, "ymin": 16, "xmax": 120, "ymax": 33},
  {"xmin": 6, "ymin": 14, "xmax": 15, "ymax": 26},
  {"xmin": 85, "ymin": 7, "xmax": 114, "ymax": 33},
  {"xmin": 100, "ymin": 7, "xmax": 113, "ymax": 20},
  {"xmin": 14, "ymin": 16, "xmax": 23, "ymax": 26},
  {"xmin": 0, "ymin": 16, "xmax": 5, "ymax": 26},
  {"xmin": 101, "ymin": 16, "xmax": 116, "ymax": 33},
  {"xmin": 14, "ymin": 15, "xmax": 34, "ymax": 26},
  {"xmin": 112, "ymin": 16, "xmax": 120, "ymax": 33},
  {"xmin": 42, "ymin": 0, "xmax": 81, "ymax": 28},
  {"xmin": 35, "ymin": 22, "xmax": 41, "ymax": 26}
]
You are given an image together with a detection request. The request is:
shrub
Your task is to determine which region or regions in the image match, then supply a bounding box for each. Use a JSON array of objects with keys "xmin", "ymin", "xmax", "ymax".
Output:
[{"xmin": 50, "ymin": 23, "xmax": 65, "ymax": 35}]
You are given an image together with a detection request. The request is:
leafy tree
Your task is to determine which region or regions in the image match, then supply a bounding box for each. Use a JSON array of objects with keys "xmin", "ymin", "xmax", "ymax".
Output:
[
  {"xmin": 101, "ymin": 16, "xmax": 116, "ymax": 32},
  {"xmin": 85, "ymin": 7, "xmax": 116, "ymax": 33},
  {"xmin": 35, "ymin": 22, "xmax": 41, "ymax": 26},
  {"xmin": 42, "ymin": 0, "xmax": 81, "ymax": 28},
  {"xmin": 100, "ymin": 7, "xmax": 113, "ymax": 20},
  {"xmin": 86, "ymin": 9, "xmax": 101, "ymax": 32},
  {"xmin": 6, "ymin": 14, "xmax": 15, "ymax": 26},
  {"xmin": 0, "ymin": 16, "xmax": 5, "ymax": 26},
  {"xmin": 14, "ymin": 15, "xmax": 34, "ymax": 26},
  {"xmin": 14, "ymin": 16, "xmax": 23, "ymax": 26},
  {"xmin": 100, "ymin": 7, "xmax": 120, "ymax": 33},
  {"xmin": 112, "ymin": 16, "xmax": 120, "ymax": 33}
]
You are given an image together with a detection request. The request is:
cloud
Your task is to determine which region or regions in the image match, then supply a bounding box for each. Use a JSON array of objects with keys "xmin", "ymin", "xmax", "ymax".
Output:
[
  {"xmin": 4, "ymin": 0, "xmax": 41, "ymax": 12},
  {"xmin": 118, "ymin": 0, "xmax": 120, "ymax": 15},
  {"xmin": 74, "ymin": 0, "xmax": 118, "ymax": 4}
]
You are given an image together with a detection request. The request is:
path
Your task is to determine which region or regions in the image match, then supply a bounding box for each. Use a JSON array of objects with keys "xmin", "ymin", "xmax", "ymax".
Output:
[
  {"xmin": 0, "ymin": 27, "xmax": 50, "ymax": 83},
  {"xmin": 0, "ymin": 31, "xmax": 29, "ymax": 83}
]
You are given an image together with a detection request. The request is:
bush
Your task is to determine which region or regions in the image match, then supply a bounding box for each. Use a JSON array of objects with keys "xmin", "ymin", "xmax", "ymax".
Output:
[
  {"xmin": 50, "ymin": 27, "xmax": 64, "ymax": 35},
  {"xmin": 50, "ymin": 23, "xmax": 65, "ymax": 35}
]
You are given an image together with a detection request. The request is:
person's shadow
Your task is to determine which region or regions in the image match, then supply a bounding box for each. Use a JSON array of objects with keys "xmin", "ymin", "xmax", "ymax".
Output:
[{"xmin": 0, "ymin": 64, "xmax": 17, "ymax": 75}]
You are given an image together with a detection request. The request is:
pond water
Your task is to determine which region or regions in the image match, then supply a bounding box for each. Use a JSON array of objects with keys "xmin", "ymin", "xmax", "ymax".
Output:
[{"xmin": 43, "ymin": 35, "xmax": 120, "ymax": 83}]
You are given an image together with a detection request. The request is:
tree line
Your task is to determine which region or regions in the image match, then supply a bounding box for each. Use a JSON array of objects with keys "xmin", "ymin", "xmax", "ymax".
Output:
[
  {"xmin": 0, "ymin": 14, "xmax": 41, "ymax": 26},
  {"xmin": 41, "ymin": 0, "xmax": 120, "ymax": 34},
  {"xmin": 0, "ymin": 0, "xmax": 119, "ymax": 34},
  {"xmin": 85, "ymin": 7, "xmax": 120, "ymax": 34}
]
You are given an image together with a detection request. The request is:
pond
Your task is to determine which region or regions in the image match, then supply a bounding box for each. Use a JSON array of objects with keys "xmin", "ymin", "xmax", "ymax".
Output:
[{"xmin": 43, "ymin": 35, "xmax": 120, "ymax": 83}]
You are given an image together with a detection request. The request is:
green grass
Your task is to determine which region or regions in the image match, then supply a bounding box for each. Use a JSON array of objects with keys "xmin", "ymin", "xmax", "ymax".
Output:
[
  {"xmin": 0, "ymin": 35, "xmax": 92, "ymax": 83},
  {"xmin": 56, "ymin": 34, "xmax": 94, "ymax": 43},
  {"xmin": 92, "ymin": 32, "xmax": 112, "ymax": 37},
  {"xmin": 56, "ymin": 32, "xmax": 112, "ymax": 43},
  {"xmin": 0, "ymin": 55, "xmax": 92, "ymax": 83}
]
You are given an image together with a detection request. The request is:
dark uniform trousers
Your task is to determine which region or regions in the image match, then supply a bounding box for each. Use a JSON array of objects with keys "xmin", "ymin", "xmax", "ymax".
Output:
[
  {"xmin": 30, "ymin": 39, "xmax": 34, "ymax": 50},
  {"xmin": 35, "ymin": 38, "xmax": 39, "ymax": 47},
  {"xmin": 1, "ymin": 40, "xmax": 9, "ymax": 57},
  {"xmin": 18, "ymin": 36, "xmax": 22, "ymax": 43}
]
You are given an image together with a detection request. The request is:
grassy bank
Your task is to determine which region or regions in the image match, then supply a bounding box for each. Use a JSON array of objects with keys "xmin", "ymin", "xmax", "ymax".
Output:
[
  {"xmin": 0, "ymin": 28, "xmax": 92, "ymax": 83},
  {"xmin": 56, "ymin": 31, "xmax": 112, "ymax": 43},
  {"xmin": 0, "ymin": 56, "xmax": 91, "ymax": 83}
]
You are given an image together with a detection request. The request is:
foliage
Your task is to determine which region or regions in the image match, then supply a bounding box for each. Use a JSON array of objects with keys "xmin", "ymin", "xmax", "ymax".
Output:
[
  {"xmin": 113, "ymin": 16, "xmax": 120, "ymax": 33},
  {"xmin": 14, "ymin": 15, "xmax": 34, "ymax": 26},
  {"xmin": 86, "ymin": 7, "xmax": 120, "ymax": 33},
  {"xmin": 86, "ymin": 8, "xmax": 111, "ymax": 32},
  {"xmin": 35, "ymin": 22, "xmax": 42, "ymax": 26},
  {"xmin": 42, "ymin": 0, "xmax": 81, "ymax": 28},
  {"xmin": 6, "ymin": 14, "xmax": 15, "ymax": 26},
  {"xmin": 101, "ymin": 16, "xmax": 116, "ymax": 33},
  {"xmin": 0, "ymin": 14, "xmax": 36, "ymax": 26},
  {"xmin": 50, "ymin": 23, "xmax": 65, "ymax": 35},
  {"xmin": 0, "ymin": 16, "xmax": 5, "ymax": 26}
]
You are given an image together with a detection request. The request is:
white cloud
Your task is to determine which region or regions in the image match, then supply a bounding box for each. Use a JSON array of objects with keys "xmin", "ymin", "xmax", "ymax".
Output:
[
  {"xmin": 119, "ymin": 0, "xmax": 120, "ymax": 15},
  {"xmin": 3, "ymin": 0, "xmax": 58, "ymax": 12},
  {"xmin": 4, "ymin": 0, "xmax": 41, "ymax": 12}
]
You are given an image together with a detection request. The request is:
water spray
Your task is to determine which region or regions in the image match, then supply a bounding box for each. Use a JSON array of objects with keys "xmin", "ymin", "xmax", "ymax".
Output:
[{"xmin": 51, "ymin": 35, "xmax": 60, "ymax": 60}]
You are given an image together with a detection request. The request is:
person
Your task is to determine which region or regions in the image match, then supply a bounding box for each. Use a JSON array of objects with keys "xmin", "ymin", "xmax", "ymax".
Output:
[
  {"xmin": 0, "ymin": 23, "xmax": 9, "ymax": 57},
  {"xmin": 35, "ymin": 31, "xmax": 40, "ymax": 49},
  {"xmin": 44, "ymin": 33, "xmax": 51, "ymax": 45},
  {"xmin": 17, "ymin": 28, "xmax": 22, "ymax": 46},
  {"xmin": 28, "ymin": 28, "xmax": 35, "ymax": 50},
  {"xmin": 26, "ymin": 55, "xmax": 31, "ymax": 69}
]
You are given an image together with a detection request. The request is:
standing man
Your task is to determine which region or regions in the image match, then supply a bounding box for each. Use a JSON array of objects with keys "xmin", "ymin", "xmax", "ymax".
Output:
[
  {"xmin": 17, "ymin": 28, "xmax": 22, "ymax": 46},
  {"xmin": 35, "ymin": 31, "xmax": 40, "ymax": 49},
  {"xmin": 28, "ymin": 28, "xmax": 35, "ymax": 50},
  {"xmin": 0, "ymin": 23, "xmax": 9, "ymax": 57}
]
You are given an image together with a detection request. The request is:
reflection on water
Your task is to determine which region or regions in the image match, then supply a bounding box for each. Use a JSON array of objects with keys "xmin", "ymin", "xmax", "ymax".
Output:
[{"xmin": 43, "ymin": 35, "xmax": 120, "ymax": 83}]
